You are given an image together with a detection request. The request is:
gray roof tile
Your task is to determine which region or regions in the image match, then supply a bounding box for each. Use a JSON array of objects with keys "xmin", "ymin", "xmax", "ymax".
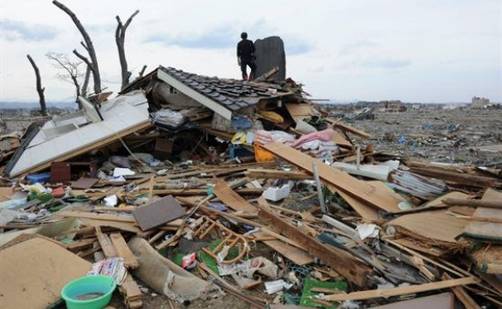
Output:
[{"xmin": 159, "ymin": 66, "xmax": 282, "ymax": 112}]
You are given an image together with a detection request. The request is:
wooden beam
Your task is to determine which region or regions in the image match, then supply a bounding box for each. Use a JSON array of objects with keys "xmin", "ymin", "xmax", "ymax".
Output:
[
  {"xmin": 245, "ymin": 168, "xmax": 310, "ymax": 180},
  {"xmin": 257, "ymin": 199, "xmax": 372, "ymax": 287},
  {"xmin": 322, "ymin": 277, "xmax": 479, "ymax": 301},
  {"xmin": 213, "ymin": 179, "xmax": 257, "ymax": 213},
  {"xmin": 110, "ymin": 233, "xmax": 139, "ymax": 269},
  {"xmin": 95, "ymin": 226, "xmax": 117, "ymax": 257},
  {"xmin": 443, "ymin": 198, "xmax": 502, "ymax": 209},
  {"xmin": 262, "ymin": 142, "xmax": 400, "ymax": 211}
]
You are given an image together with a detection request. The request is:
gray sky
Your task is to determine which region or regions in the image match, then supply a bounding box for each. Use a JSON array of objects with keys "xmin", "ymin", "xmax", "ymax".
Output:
[{"xmin": 0, "ymin": 0, "xmax": 501, "ymax": 103}]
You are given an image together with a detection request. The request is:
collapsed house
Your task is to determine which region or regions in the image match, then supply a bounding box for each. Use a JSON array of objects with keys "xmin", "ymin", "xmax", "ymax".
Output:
[{"xmin": 0, "ymin": 66, "xmax": 501, "ymax": 309}]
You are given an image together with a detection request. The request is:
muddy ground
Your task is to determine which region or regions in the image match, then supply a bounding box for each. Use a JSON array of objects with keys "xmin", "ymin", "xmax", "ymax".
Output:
[{"xmin": 349, "ymin": 108, "xmax": 502, "ymax": 165}]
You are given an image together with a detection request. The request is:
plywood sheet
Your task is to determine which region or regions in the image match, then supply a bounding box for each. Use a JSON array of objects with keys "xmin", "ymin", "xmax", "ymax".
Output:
[
  {"xmin": 388, "ymin": 210, "xmax": 468, "ymax": 244},
  {"xmin": 0, "ymin": 237, "xmax": 90, "ymax": 309},
  {"xmin": 133, "ymin": 195, "xmax": 185, "ymax": 231},
  {"xmin": 263, "ymin": 142, "xmax": 402, "ymax": 212}
]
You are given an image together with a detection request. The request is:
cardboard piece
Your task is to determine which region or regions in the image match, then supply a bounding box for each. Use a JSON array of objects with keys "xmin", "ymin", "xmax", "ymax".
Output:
[
  {"xmin": 133, "ymin": 195, "xmax": 185, "ymax": 231},
  {"xmin": 0, "ymin": 237, "xmax": 90, "ymax": 309}
]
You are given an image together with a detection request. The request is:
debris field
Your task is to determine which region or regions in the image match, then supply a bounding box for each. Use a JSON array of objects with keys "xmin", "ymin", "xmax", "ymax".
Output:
[{"xmin": 0, "ymin": 65, "xmax": 500, "ymax": 309}]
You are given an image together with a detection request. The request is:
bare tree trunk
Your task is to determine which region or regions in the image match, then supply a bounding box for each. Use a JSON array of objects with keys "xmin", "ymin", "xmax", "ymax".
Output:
[
  {"xmin": 70, "ymin": 75, "xmax": 81, "ymax": 108},
  {"xmin": 26, "ymin": 54, "xmax": 47, "ymax": 116},
  {"xmin": 115, "ymin": 10, "xmax": 139, "ymax": 90},
  {"xmin": 52, "ymin": 0, "xmax": 101, "ymax": 94},
  {"xmin": 81, "ymin": 65, "xmax": 91, "ymax": 97}
]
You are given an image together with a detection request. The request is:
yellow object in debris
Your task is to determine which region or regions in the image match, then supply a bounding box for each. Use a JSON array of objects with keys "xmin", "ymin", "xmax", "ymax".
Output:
[
  {"xmin": 254, "ymin": 144, "xmax": 275, "ymax": 162},
  {"xmin": 258, "ymin": 111, "xmax": 284, "ymax": 123},
  {"xmin": 231, "ymin": 132, "xmax": 247, "ymax": 144}
]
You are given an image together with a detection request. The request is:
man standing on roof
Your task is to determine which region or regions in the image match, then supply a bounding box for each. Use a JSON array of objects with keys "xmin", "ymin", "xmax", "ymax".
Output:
[{"xmin": 237, "ymin": 32, "xmax": 257, "ymax": 81}]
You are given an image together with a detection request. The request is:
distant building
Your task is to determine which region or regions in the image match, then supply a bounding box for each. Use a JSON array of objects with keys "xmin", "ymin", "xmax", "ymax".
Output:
[
  {"xmin": 379, "ymin": 100, "xmax": 407, "ymax": 112},
  {"xmin": 471, "ymin": 96, "xmax": 490, "ymax": 108}
]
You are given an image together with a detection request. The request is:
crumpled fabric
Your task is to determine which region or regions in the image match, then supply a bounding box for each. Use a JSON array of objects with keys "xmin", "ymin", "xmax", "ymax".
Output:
[
  {"xmin": 254, "ymin": 130, "xmax": 295, "ymax": 145},
  {"xmin": 291, "ymin": 128, "xmax": 337, "ymax": 148}
]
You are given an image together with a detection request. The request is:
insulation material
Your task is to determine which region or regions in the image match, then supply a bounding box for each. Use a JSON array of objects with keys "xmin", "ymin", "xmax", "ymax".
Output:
[{"xmin": 128, "ymin": 237, "xmax": 219, "ymax": 303}]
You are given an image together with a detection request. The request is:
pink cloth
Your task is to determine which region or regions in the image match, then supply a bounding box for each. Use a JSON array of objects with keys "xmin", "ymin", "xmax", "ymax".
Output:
[{"xmin": 291, "ymin": 128, "xmax": 335, "ymax": 148}]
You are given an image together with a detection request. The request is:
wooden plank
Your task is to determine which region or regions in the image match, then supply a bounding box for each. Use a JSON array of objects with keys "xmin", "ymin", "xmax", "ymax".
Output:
[
  {"xmin": 330, "ymin": 121, "xmax": 370, "ymax": 138},
  {"xmin": 57, "ymin": 210, "xmax": 136, "ymax": 223},
  {"xmin": 214, "ymin": 179, "xmax": 257, "ymax": 213},
  {"xmin": 110, "ymin": 233, "xmax": 139, "ymax": 269},
  {"xmin": 95, "ymin": 226, "xmax": 117, "ymax": 257},
  {"xmin": 409, "ymin": 167, "xmax": 497, "ymax": 188},
  {"xmin": 333, "ymin": 185, "xmax": 378, "ymax": 221},
  {"xmin": 443, "ymin": 198, "xmax": 502, "ymax": 209},
  {"xmin": 322, "ymin": 277, "xmax": 479, "ymax": 301},
  {"xmin": 257, "ymin": 199, "xmax": 372, "ymax": 287},
  {"xmin": 137, "ymin": 187, "xmax": 262, "ymax": 196},
  {"xmin": 449, "ymin": 280, "xmax": 481, "ymax": 309},
  {"xmin": 262, "ymin": 143, "xmax": 400, "ymax": 212},
  {"xmin": 263, "ymin": 240, "xmax": 314, "ymax": 265},
  {"xmin": 79, "ymin": 218, "xmax": 143, "ymax": 235},
  {"xmin": 245, "ymin": 168, "xmax": 310, "ymax": 180},
  {"xmin": 119, "ymin": 274, "xmax": 143, "ymax": 308}
]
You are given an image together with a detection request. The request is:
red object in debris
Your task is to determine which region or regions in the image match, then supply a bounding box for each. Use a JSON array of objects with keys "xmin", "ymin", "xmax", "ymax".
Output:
[
  {"xmin": 181, "ymin": 252, "xmax": 197, "ymax": 269},
  {"xmin": 51, "ymin": 186, "xmax": 65, "ymax": 198}
]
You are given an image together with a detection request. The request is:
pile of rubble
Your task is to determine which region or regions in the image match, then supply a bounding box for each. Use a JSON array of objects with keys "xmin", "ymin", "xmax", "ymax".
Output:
[{"xmin": 0, "ymin": 67, "xmax": 500, "ymax": 309}]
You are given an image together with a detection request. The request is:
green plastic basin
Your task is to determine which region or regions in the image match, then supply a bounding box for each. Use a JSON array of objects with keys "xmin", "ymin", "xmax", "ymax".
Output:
[{"xmin": 61, "ymin": 275, "xmax": 116, "ymax": 309}]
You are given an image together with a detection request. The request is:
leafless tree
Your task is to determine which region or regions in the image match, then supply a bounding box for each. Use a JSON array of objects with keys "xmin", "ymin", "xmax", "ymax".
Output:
[
  {"xmin": 26, "ymin": 55, "xmax": 47, "ymax": 116},
  {"xmin": 52, "ymin": 0, "xmax": 101, "ymax": 95},
  {"xmin": 46, "ymin": 52, "xmax": 87, "ymax": 108},
  {"xmin": 81, "ymin": 65, "xmax": 91, "ymax": 97},
  {"xmin": 115, "ymin": 10, "xmax": 139, "ymax": 90}
]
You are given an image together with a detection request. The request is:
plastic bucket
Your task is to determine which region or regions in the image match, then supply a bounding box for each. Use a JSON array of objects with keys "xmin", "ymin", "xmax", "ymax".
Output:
[{"xmin": 61, "ymin": 275, "xmax": 116, "ymax": 309}]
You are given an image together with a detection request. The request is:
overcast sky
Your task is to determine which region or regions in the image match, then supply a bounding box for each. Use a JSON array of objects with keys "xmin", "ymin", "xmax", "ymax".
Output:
[{"xmin": 0, "ymin": 0, "xmax": 501, "ymax": 103}]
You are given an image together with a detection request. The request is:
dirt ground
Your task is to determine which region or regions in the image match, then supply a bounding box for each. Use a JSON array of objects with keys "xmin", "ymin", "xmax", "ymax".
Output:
[{"xmin": 349, "ymin": 108, "xmax": 502, "ymax": 165}]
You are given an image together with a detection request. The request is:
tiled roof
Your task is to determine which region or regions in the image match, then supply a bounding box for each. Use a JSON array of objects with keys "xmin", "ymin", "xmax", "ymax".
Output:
[{"xmin": 159, "ymin": 66, "xmax": 280, "ymax": 111}]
